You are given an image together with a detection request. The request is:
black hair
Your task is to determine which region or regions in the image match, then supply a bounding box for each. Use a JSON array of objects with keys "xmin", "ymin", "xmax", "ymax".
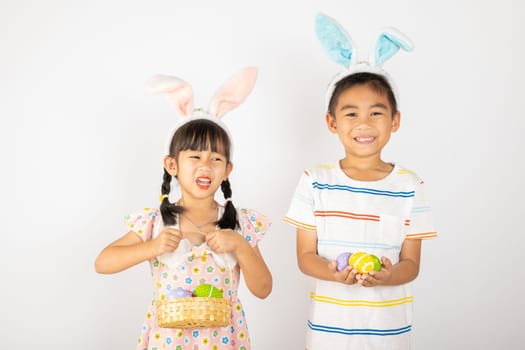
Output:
[
  {"xmin": 160, "ymin": 118, "xmax": 239, "ymax": 229},
  {"xmin": 327, "ymin": 72, "xmax": 398, "ymax": 118}
]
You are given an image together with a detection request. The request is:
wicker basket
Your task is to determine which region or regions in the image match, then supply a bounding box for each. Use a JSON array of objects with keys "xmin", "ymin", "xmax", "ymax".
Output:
[{"xmin": 156, "ymin": 296, "xmax": 232, "ymax": 329}]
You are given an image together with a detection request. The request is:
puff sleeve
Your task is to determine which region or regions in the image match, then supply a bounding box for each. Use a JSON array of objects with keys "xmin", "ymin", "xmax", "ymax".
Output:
[
  {"xmin": 237, "ymin": 208, "xmax": 271, "ymax": 247},
  {"xmin": 123, "ymin": 208, "xmax": 160, "ymax": 242}
]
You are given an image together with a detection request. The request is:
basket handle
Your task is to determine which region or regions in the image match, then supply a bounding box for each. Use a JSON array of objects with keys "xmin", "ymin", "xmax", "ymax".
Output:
[{"xmin": 152, "ymin": 216, "xmax": 236, "ymax": 302}]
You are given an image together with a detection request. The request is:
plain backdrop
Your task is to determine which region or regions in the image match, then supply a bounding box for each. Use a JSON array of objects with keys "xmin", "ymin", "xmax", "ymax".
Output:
[{"xmin": 2, "ymin": 0, "xmax": 524, "ymax": 349}]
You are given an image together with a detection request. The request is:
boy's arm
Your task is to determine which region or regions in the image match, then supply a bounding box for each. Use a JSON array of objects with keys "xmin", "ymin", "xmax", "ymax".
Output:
[
  {"xmin": 296, "ymin": 228, "xmax": 358, "ymax": 284},
  {"xmin": 360, "ymin": 239, "xmax": 421, "ymax": 287}
]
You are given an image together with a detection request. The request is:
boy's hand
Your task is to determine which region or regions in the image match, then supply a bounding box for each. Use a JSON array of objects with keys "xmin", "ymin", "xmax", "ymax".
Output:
[
  {"xmin": 152, "ymin": 228, "xmax": 183, "ymax": 255},
  {"xmin": 328, "ymin": 260, "xmax": 358, "ymax": 285},
  {"xmin": 357, "ymin": 256, "xmax": 393, "ymax": 287},
  {"xmin": 206, "ymin": 229, "xmax": 245, "ymax": 254}
]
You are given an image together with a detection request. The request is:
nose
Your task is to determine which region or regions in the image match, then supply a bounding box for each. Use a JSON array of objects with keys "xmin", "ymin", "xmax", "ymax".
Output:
[
  {"xmin": 355, "ymin": 118, "xmax": 372, "ymax": 130},
  {"xmin": 197, "ymin": 158, "xmax": 213, "ymax": 171}
]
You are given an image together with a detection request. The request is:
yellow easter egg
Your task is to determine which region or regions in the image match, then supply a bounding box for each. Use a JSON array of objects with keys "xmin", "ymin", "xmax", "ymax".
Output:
[{"xmin": 349, "ymin": 252, "xmax": 381, "ymax": 273}]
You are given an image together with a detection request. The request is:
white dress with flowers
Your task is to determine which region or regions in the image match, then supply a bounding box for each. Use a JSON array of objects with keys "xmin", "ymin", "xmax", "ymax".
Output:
[{"xmin": 124, "ymin": 207, "xmax": 270, "ymax": 350}]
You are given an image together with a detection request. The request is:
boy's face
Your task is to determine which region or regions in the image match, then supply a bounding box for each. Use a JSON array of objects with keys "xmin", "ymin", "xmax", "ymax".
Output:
[{"xmin": 326, "ymin": 84, "xmax": 400, "ymax": 161}]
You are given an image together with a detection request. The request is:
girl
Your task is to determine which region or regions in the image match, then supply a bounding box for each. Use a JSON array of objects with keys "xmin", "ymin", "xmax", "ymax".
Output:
[
  {"xmin": 95, "ymin": 68, "xmax": 272, "ymax": 350},
  {"xmin": 284, "ymin": 15, "xmax": 436, "ymax": 349}
]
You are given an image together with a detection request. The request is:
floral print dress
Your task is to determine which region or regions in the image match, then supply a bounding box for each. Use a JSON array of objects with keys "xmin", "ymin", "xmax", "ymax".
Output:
[{"xmin": 124, "ymin": 207, "xmax": 270, "ymax": 350}]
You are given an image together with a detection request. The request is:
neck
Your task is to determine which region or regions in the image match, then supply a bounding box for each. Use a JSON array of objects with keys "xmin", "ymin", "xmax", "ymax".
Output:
[
  {"xmin": 178, "ymin": 196, "xmax": 217, "ymax": 211},
  {"xmin": 339, "ymin": 156, "xmax": 393, "ymax": 181}
]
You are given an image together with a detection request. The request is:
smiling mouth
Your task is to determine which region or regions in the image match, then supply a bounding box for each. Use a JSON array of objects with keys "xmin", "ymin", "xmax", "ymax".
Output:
[
  {"xmin": 354, "ymin": 136, "xmax": 376, "ymax": 143},
  {"xmin": 196, "ymin": 177, "xmax": 212, "ymax": 190}
]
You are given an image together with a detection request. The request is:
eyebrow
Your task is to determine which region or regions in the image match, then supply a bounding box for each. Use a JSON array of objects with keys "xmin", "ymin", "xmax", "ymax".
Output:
[{"xmin": 339, "ymin": 103, "xmax": 389, "ymax": 111}]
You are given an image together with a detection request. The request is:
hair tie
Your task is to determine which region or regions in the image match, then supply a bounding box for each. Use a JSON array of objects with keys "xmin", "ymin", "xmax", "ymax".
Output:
[
  {"xmin": 159, "ymin": 194, "xmax": 169, "ymax": 202},
  {"xmin": 224, "ymin": 198, "xmax": 232, "ymax": 203}
]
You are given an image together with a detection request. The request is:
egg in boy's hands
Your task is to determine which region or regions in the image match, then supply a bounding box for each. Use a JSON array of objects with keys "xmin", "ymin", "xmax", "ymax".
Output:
[
  {"xmin": 335, "ymin": 251, "xmax": 382, "ymax": 274},
  {"xmin": 357, "ymin": 256, "xmax": 393, "ymax": 287}
]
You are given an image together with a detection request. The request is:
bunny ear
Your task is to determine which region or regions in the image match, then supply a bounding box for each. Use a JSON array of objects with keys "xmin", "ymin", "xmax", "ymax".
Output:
[
  {"xmin": 373, "ymin": 28, "xmax": 414, "ymax": 66},
  {"xmin": 149, "ymin": 74, "xmax": 193, "ymax": 116},
  {"xmin": 315, "ymin": 13, "xmax": 355, "ymax": 68},
  {"xmin": 209, "ymin": 67, "xmax": 258, "ymax": 118}
]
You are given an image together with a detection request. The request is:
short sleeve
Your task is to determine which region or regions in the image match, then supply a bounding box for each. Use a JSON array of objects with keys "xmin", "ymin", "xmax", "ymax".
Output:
[
  {"xmin": 123, "ymin": 208, "xmax": 160, "ymax": 242},
  {"xmin": 406, "ymin": 180, "xmax": 438, "ymax": 240},
  {"xmin": 283, "ymin": 170, "xmax": 317, "ymax": 231},
  {"xmin": 238, "ymin": 208, "xmax": 271, "ymax": 247}
]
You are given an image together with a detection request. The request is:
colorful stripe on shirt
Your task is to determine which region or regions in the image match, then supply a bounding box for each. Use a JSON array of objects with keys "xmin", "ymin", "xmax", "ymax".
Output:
[
  {"xmin": 312, "ymin": 182, "xmax": 415, "ymax": 198},
  {"xmin": 307, "ymin": 320, "xmax": 412, "ymax": 336},
  {"xmin": 283, "ymin": 216, "xmax": 316, "ymax": 231},
  {"xmin": 406, "ymin": 231, "xmax": 438, "ymax": 240},
  {"xmin": 318, "ymin": 239, "xmax": 401, "ymax": 251},
  {"xmin": 315, "ymin": 210, "xmax": 379, "ymax": 222},
  {"xmin": 310, "ymin": 292, "xmax": 413, "ymax": 308},
  {"xmin": 314, "ymin": 211, "xmax": 411, "ymax": 227}
]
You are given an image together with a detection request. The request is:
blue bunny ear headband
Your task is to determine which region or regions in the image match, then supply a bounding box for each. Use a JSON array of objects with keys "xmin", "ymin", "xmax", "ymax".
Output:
[{"xmin": 315, "ymin": 13, "xmax": 414, "ymax": 111}]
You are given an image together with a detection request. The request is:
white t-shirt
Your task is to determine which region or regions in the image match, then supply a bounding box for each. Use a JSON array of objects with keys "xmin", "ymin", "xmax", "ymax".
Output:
[{"xmin": 284, "ymin": 162, "xmax": 437, "ymax": 350}]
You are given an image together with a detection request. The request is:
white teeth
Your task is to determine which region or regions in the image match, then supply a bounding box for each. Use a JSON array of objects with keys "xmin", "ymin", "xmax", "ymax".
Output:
[
  {"xmin": 355, "ymin": 136, "xmax": 375, "ymax": 142},
  {"xmin": 196, "ymin": 177, "xmax": 211, "ymax": 185}
]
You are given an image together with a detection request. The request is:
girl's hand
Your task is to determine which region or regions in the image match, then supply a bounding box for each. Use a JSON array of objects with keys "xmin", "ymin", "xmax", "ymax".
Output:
[
  {"xmin": 206, "ymin": 229, "xmax": 245, "ymax": 254},
  {"xmin": 328, "ymin": 260, "xmax": 358, "ymax": 285},
  {"xmin": 357, "ymin": 256, "xmax": 393, "ymax": 287},
  {"xmin": 152, "ymin": 228, "xmax": 183, "ymax": 255}
]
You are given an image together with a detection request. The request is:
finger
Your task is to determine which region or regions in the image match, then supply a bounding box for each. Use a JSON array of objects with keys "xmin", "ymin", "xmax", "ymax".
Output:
[
  {"xmin": 167, "ymin": 229, "xmax": 183, "ymax": 238},
  {"xmin": 382, "ymin": 256, "xmax": 393, "ymax": 269}
]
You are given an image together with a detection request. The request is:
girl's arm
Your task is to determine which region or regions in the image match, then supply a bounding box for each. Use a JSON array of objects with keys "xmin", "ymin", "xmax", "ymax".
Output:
[
  {"xmin": 235, "ymin": 241, "xmax": 272, "ymax": 299},
  {"xmin": 94, "ymin": 228, "xmax": 182, "ymax": 274},
  {"xmin": 206, "ymin": 230, "xmax": 272, "ymax": 299},
  {"xmin": 296, "ymin": 228, "xmax": 358, "ymax": 284}
]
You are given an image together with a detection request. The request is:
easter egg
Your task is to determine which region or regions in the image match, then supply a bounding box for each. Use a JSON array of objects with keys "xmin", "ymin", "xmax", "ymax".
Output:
[
  {"xmin": 349, "ymin": 251, "xmax": 382, "ymax": 273},
  {"xmin": 194, "ymin": 284, "xmax": 223, "ymax": 298},
  {"xmin": 336, "ymin": 252, "xmax": 352, "ymax": 271},
  {"xmin": 166, "ymin": 287, "xmax": 193, "ymax": 299}
]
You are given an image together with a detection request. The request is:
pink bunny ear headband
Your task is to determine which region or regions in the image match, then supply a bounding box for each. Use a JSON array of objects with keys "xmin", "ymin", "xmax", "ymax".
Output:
[
  {"xmin": 315, "ymin": 13, "xmax": 414, "ymax": 110},
  {"xmin": 149, "ymin": 67, "xmax": 258, "ymax": 155}
]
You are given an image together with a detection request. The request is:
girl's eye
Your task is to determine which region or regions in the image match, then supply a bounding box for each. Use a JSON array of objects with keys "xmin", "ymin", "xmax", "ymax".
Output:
[{"xmin": 212, "ymin": 157, "xmax": 224, "ymax": 162}]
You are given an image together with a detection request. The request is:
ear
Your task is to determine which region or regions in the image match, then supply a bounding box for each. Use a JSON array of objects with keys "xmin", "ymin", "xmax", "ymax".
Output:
[
  {"xmin": 315, "ymin": 13, "xmax": 355, "ymax": 68},
  {"xmin": 325, "ymin": 112, "xmax": 337, "ymax": 133},
  {"xmin": 163, "ymin": 156, "xmax": 178, "ymax": 176},
  {"xmin": 224, "ymin": 162, "xmax": 233, "ymax": 180},
  {"xmin": 209, "ymin": 67, "xmax": 258, "ymax": 118},
  {"xmin": 149, "ymin": 74, "xmax": 193, "ymax": 116},
  {"xmin": 373, "ymin": 28, "xmax": 414, "ymax": 67},
  {"xmin": 391, "ymin": 111, "xmax": 401, "ymax": 132}
]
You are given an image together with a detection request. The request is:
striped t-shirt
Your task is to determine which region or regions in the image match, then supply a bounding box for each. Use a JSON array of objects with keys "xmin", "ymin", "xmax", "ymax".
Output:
[{"xmin": 284, "ymin": 163, "xmax": 437, "ymax": 350}]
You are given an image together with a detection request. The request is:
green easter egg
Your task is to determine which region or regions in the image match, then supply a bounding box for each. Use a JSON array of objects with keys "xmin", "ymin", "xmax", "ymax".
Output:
[
  {"xmin": 194, "ymin": 284, "xmax": 223, "ymax": 298},
  {"xmin": 370, "ymin": 254, "xmax": 381, "ymax": 271}
]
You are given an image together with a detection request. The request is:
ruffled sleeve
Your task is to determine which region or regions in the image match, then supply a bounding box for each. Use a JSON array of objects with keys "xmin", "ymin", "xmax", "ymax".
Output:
[
  {"xmin": 237, "ymin": 208, "xmax": 271, "ymax": 247},
  {"xmin": 123, "ymin": 207, "xmax": 160, "ymax": 242}
]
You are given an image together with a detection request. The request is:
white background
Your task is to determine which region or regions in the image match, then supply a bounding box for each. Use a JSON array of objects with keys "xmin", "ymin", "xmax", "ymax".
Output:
[{"xmin": 2, "ymin": 0, "xmax": 524, "ymax": 349}]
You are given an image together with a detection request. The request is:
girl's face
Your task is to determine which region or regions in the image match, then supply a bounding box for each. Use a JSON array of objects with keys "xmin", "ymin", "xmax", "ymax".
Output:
[
  {"xmin": 326, "ymin": 84, "xmax": 400, "ymax": 161},
  {"xmin": 164, "ymin": 148, "xmax": 232, "ymax": 201}
]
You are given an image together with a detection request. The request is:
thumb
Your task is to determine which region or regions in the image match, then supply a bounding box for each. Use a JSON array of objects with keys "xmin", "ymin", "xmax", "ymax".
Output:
[{"xmin": 381, "ymin": 256, "xmax": 393, "ymax": 270}]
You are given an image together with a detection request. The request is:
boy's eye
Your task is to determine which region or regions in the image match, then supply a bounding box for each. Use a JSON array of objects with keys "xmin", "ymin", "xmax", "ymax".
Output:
[
  {"xmin": 345, "ymin": 112, "xmax": 358, "ymax": 118},
  {"xmin": 371, "ymin": 111, "xmax": 384, "ymax": 117}
]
